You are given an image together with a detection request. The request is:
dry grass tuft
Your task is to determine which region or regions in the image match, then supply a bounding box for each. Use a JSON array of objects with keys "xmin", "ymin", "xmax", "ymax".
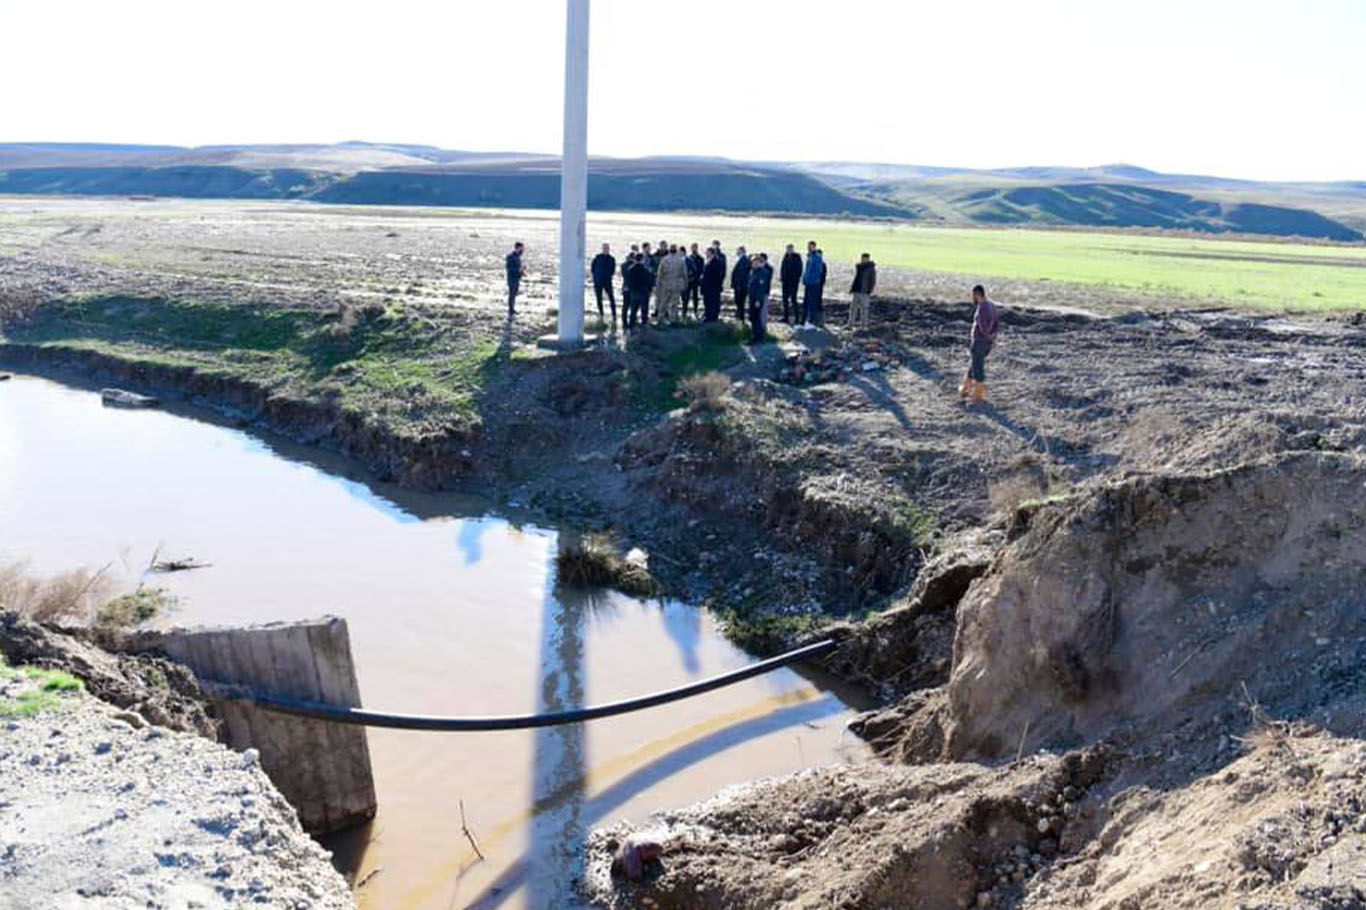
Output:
[
  {"xmin": 678, "ymin": 371, "xmax": 732, "ymax": 412},
  {"xmin": 0, "ymin": 560, "xmax": 116, "ymax": 624},
  {"xmin": 555, "ymin": 534, "xmax": 656, "ymax": 596},
  {"xmin": 96, "ymin": 588, "xmax": 177, "ymax": 628}
]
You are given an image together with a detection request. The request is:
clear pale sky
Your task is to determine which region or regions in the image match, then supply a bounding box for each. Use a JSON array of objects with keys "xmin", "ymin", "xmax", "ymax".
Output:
[{"xmin": 5, "ymin": 0, "xmax": 1363, "ymax": 182}]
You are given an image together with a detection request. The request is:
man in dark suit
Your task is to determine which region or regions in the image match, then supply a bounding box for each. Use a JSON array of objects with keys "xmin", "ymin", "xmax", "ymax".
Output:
[
  {"xmin": 730, "ymin": 245, "xmax": 751, "ymax": 321},
  {"xmin": 590, "ymin": 243, "xmax": 617, "ymax": 328},
  {"xmin": 779, "ymin": 243, "xmax": 803, "ymax": 323}
]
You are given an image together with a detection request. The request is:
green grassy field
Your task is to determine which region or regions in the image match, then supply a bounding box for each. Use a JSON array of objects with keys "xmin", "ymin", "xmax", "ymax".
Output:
[{"xmin": 588, "ymin": 212, "xmax": 1366, "ymax": 311}]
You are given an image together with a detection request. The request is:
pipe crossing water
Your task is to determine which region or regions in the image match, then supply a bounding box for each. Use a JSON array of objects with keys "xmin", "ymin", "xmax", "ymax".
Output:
[{"xmin": 201, "ymin": 639, "xmax": 838, "ymax": 731}]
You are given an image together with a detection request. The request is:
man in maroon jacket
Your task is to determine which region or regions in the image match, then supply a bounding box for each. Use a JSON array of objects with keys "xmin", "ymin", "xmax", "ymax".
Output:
[{"xmin": 961, "ymin": 284, "xmax": 999, "ymax": 404}]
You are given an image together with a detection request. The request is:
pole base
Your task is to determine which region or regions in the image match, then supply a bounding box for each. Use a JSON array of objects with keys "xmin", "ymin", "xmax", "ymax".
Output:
[{"xmin": 536, "ymin": 332, "xmax": 600, "ymax": 352}]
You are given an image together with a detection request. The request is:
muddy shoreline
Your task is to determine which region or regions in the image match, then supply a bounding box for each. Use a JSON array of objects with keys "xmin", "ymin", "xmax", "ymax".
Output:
[{"xmin": 0, "ymin": 341, "xmax": 477, "ymax": 489}]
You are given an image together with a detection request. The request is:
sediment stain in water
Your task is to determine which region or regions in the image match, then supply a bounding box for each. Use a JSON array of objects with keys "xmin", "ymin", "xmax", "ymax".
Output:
[{"xmin": 0, "ymin": 375, "xmax": 871, "ymax": 908}]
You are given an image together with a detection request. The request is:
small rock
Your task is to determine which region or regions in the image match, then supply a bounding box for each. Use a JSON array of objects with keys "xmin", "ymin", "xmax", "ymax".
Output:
[
  {"xmin": 94, "ymin": 741, "xmax": 113, "ymax": 756},
  {"xmin": 976, "ymin": 892, "xmax": 993, "ymax": 908},
  {"xmin": 112, "ymin": 711, "xmax": 145, "ymax": 730},
  {"xmin": 611, "ymin": 836, "xmax": 664, "ymax": 882},
  {"xmin": 241, "ymin": 748, "xmax": 260, "ymax": 769}
]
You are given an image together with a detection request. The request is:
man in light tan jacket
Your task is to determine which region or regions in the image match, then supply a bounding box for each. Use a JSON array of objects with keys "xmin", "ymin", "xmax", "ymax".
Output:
[{"xmin": 656, "ymin": 243, "xmax": 690, "ymax": 323}]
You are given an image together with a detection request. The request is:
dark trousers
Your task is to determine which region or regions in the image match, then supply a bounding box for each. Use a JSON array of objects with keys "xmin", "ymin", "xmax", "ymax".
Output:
[
  {"xmin": 781, "ymin": 281, "xmax": 799, "ymax": 321},
  {"xmin": 621, "ymin": 287, "xmax": 632, "ymax": 327},
  {"xmin": 702, "ymin": 286, "xmax": 722, "ymax": 322},
  {"xmin": 594, "ymin": 282, "xmax": 616, "ymax": 325},
  {"xmin": 630, "ymin": 290, "xmax": 651, "ymax": 329},
  {"xmin": 749, "ymin": 294, "xmax": 769, "ymax": 342},
  {"xmin": 687, "ymin": 281, "xmax": 700, "ymax": 315},
  {"xmin": 970, "ymin": 339, "xmax": 992, "ymax": 382},
  {"xmin": 733, "ymin": 287, "xmax": 748, "ymax": 321},
  {"xmin": 507, "ymin": 282, "xmax": 519, "ymax": 316},
  {"xmin": 801, "ymin": 284, "xmax": 823, "ymax": 325}
]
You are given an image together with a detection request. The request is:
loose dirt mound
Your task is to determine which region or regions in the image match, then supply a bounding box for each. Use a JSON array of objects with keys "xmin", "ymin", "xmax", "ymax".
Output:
[
  {"xmin": 1025, "ymin": 734, "xmax": 1366, "ymax": 909},
  {"xmin": 935, "ymin": 451, "xmax": 1366, "ymax": 763},
  {"xmin": 584, "ymin": 750, "xmax": 1110, "ymax": 910}
]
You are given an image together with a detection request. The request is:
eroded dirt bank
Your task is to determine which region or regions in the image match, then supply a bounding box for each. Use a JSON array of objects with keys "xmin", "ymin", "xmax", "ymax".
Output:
[
  {"xmin": 587, "ymin": 452, "xmax": 1366, "ymax": 908},
  {"xmin": 5, "ymin": 297, "xmax": 1364, "ymax": 648}
]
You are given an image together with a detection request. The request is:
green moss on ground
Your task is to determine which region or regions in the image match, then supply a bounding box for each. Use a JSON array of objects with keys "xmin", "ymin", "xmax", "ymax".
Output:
[
  {"xmin": 0, "ymin": 655, "xmax": 84, "ymax": 717},
  {"xmin": 6, "ymin": 296, "xmax": 503, "ymax": 431}
]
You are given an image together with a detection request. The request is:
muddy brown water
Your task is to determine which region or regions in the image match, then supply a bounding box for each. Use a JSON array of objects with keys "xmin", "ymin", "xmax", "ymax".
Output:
[{"xmin": 0, "ymin": 374, "xmax": 871, "ymax": 908}]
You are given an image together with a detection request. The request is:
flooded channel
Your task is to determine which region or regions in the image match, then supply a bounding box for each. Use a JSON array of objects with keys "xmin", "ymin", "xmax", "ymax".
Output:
[{"xmin": 0, "ymin": 374, "xmax": 871, "ymax": 908}]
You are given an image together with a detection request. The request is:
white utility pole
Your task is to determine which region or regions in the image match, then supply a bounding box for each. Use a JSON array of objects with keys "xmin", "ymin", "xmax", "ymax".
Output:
[{"xmin": 557, "ymin": 0, "xmax": 590, "ymax": 346}]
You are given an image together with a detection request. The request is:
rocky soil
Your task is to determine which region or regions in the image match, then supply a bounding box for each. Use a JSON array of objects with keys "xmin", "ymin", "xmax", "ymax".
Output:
[
  {"xmin": 588, "ymin": 452, "xmax": 1366, "ymax": 908},
  {"xmin": 0, "ymin": 684, "xmax": 352, "ymax": 908}
]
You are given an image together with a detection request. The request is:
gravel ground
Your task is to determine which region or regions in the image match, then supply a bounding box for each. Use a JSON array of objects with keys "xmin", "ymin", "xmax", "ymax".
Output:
[{"xmin": 0, "ymin": 685, "xmax": 352, "ymax": 909}]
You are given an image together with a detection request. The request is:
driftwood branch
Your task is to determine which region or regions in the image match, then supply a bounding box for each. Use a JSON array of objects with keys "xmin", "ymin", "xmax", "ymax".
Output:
[{"xmin": 460, "ymin": 799, "xmax": 484, "ymax": 861}]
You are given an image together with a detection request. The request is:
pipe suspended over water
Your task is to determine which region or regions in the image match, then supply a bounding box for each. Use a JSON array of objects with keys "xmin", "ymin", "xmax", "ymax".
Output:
[{"xmin": 202, "ymin": 639, "xmax": 837, "ymax": 732}]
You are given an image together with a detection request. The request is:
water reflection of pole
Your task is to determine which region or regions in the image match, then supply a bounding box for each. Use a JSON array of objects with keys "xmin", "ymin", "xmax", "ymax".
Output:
[{"xmin": 527, "ymin": 541, "xmax": 589, "ymax": 907}]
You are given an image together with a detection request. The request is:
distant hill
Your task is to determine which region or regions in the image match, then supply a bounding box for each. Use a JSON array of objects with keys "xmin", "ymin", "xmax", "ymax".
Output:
[
  {"xmin": 0, "ymin": 142, "xmax": 1361, "ymax": 240},
  {"xmin": 0, "ymin": 143, "xmax": 905, "ymax": 218},
  {"xmin": 944, "ymin": 183, "xmax": 1363, "ymax": 242},
  {"xmin": 787, "ymin": 159, "xmax": 1366, "ymax": 241}
]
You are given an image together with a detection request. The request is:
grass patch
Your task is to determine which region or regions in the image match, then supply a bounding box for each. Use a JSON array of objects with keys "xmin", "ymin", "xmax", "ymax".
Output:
[
  {"xmin": 0, "ymin": 662, "xmax": 84, "ymax": 717},
  {"xmin": 7, "ymin": 296, "xmax": 504, "ymax": 429},
  {"xmin": 585, "ymin": 213, "xmax": 1366, "ymax": 310},
  {"xmin": 719, "ymin": 610, "xmax": 828, "ymax": 656},
  {"xmin": 630, "ymin": 322, "xmax": 748, "ymax": 411},
  {"xmin": 555, "ymin": 534, "xmax": 657, "ymax": 597},
  {"xmin": 96, "ymin": 588, "xmax": 177, "ymax": 628}
]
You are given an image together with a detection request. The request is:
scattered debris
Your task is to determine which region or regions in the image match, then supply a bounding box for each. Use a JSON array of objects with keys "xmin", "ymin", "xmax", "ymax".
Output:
[
  {"xmin": 777, "ymin": 338, "xmax": 899, "ymax": 386},
  {"xmin": 459, "ymin": 799, "xmax": 484, "ymax": 862},
  {"xmin": 100, "ymin": 388, "xmax": 159, "ymax": 408},
  {"xmin": 150, "ymin": 557, "xmax": 211, "ymax": 573}
]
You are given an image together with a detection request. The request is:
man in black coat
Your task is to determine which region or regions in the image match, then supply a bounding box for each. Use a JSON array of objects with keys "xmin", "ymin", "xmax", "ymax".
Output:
[
  {"xmin": 848, "ymin": 252, "xmax": 877, "ymax": 331},
  {"xmin": 620, "ymin": 243, "xmax": 639, "ymax": 326},
  {"xmin": 730, "ymin": 245, "xmax": 751, "ymax": 321},
  {"xmin": 505, "ymin": 241, "xmax": 525, "ymax": 318},
  {"xmin": 625, "ymin": 254, "xmax": 656, "ymax": 331},
  {"xmin": 779, "ymin": 243, "xmax": 803, "ymax": 323},
  {"xmin": 590, "ymin": 243, "xmax": 617, "ymax": 328},
  {"xmin": 685, "ymin": 243, "xmax": 704, "ymax": 319},
  {"xmin": 700, "ymin": 246, "xmax": 726, "ymax": 322}
]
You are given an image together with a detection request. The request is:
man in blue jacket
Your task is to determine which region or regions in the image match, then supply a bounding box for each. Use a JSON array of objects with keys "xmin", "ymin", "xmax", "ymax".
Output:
[
  {"xmin": 746, "ymin": 252, "xmax": 774, "ymax": 343},
  {"xmin": 505, "ymin": 242, "xmax": 525, "ymax": 318},
  {"xmin": 590, "ymin": 243, "xmax": 617, "ymax": 329},
  {"xmin": 800, "ymin": 241, "xmax": 824, "ymax": 328}
]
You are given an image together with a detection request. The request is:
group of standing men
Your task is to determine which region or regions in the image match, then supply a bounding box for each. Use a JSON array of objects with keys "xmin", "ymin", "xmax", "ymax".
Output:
[
  {"xmin": 575, "ymin": 239, "xmax": 865, "ymax": 343},
  {"xmin": 507, "ymin": 239, "xmax": 1000, "ymax": 405},
  {"xmin": 508, "ymin": 238, "xmax": 875, "ymax": 344}
]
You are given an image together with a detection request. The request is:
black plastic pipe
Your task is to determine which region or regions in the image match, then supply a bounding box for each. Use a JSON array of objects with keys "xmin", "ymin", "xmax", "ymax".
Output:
[{"xmin": 209, "ymin": 638, "xmax": 838, "ymax": 731}]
